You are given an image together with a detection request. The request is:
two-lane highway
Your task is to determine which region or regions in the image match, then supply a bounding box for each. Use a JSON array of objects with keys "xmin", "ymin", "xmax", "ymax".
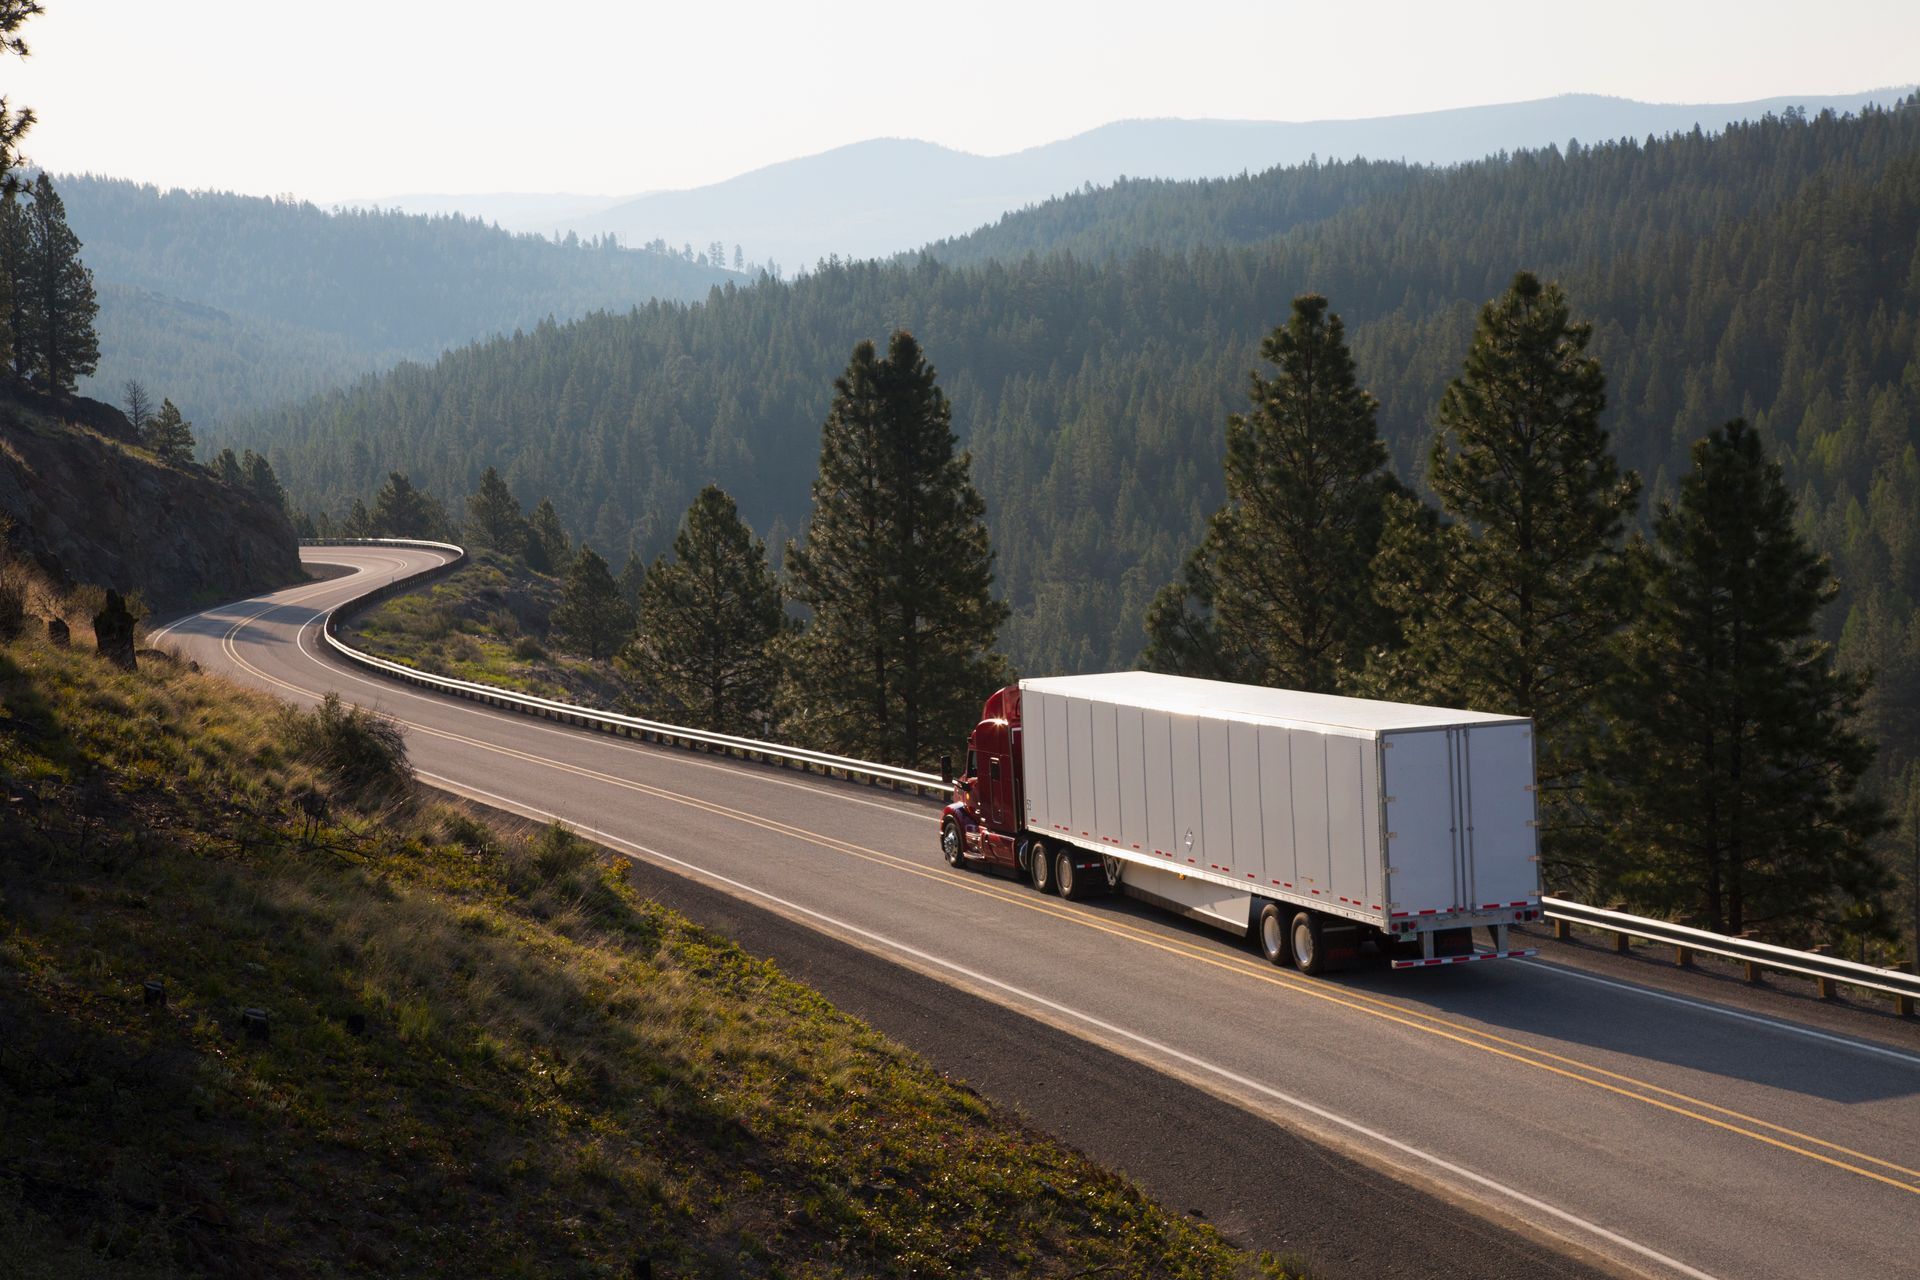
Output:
[{"xmin": 157, "ymin": 547, "xmax": 1920, "ymax": 1280}]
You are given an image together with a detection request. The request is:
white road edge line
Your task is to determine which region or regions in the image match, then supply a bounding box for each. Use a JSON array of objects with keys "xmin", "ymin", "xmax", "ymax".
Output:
[
  {"xmin": 1518, "ymin": 959, "xmax": 1920, "ymax": 1068},
  {"xmin": 417, "ymin": 767, "xmax": 1725, "ymax": 1280}
]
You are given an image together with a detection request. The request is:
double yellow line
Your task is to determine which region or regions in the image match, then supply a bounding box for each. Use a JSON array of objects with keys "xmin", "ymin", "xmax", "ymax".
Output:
[{"xmin": 214, "ymin": 579, "xmax": 1920, "ymax": 1200}]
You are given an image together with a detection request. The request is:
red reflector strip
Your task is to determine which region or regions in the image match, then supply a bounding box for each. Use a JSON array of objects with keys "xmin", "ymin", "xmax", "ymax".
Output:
[
  {"xmin": 1418, "ymin": 908, "xmax": 1437, "ymax": 915},
  {"xmin": 1390, "ymin": 948, "xmax": 1539, "ymax": 970},
  {"xmin": 1391, "ymin": 911, "xmax": 1408, "ymax": 918}
]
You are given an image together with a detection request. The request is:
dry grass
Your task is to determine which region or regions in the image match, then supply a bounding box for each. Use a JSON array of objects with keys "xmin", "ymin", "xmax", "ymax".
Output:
[{"xmin": 0, "ymin": 622, "xmax": 1299, "ymax": 1278}]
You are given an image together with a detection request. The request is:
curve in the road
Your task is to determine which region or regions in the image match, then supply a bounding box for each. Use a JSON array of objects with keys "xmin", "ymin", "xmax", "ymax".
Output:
[{"xmin": 159, "ymin": 549, "xmax": 1920, "ymax": 1280}]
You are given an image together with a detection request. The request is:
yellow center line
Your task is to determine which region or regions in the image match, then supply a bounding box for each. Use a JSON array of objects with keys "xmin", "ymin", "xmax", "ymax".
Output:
[{"xmin": 213, "ymin": 596, "xmax": 1920, "ymax": 1197}]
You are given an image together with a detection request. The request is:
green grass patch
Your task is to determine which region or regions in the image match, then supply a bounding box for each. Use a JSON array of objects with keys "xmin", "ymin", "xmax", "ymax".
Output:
[
  {"xmin": 0, "ymin": 630, "xmax": 1299, "ymax": 1277},
  {"xmin": 344, "ymin": 551, "xmax": 634, "ymax": 709}
]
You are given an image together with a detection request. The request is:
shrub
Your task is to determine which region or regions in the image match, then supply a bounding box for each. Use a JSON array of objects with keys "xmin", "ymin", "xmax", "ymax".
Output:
[{"xmin": 278, "ymin": 691, "xmax": 412, "ymax": 803}]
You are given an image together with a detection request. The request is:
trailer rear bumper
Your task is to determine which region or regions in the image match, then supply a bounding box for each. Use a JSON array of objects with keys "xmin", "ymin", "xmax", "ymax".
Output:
[{"xmin": 1391, "ymin": 947, "xmax": 1538, "ymax": 970}]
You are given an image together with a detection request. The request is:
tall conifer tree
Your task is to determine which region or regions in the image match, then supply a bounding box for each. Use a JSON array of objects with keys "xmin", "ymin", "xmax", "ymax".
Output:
[
  {"xmin": 1588, "ymin": 420, "xmax": 1890, "ymax": 938},
  {"xmin": 367, "ymin": 471, "xmax": 446, "ymax": 538},
  {"xmin": 784, "ymin": 331, "xmax": 1008, "ymax": 767},
  {"xmin": 552, "ymin": 546, "xmax": 633, "ymax": 660},
  {"xmin": 1368, "ymin": 272, "xmax": 1639, "ymax": 883},
  {"xmin": 144, "ymin": 398, "xmax": 196, "ymax": 467},
  {"xmin": 464, "ymin": 466, "xmax": 527, "ymax": 555},
  {"xmin": 19, "ymin": 172, "xmax": 97, "ymax": 393},
  {"xmin": 631, "ymin": 485, "xmax": 783, "ymax": 734},
  {"xmin": 525, "ymin": 497, "xmax": 570, "ymax": 573},
  {"xmin": 1143, "ymin": 294, "xmax": 1398, "ymax": 692}
]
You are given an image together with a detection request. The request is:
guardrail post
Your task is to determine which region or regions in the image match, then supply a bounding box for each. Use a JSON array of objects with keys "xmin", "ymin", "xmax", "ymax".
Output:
[
  {"xmin": 1553, "ymin": 917, "xmax": 1571, "ymax": 941},
  {"xmin": 1674, "ymin": 944, "xmax": 1693, "ymax": 968},
  {"xmin": 1738, "ymin": 932, "xmax": 1764, "ymax": 983},
  {"xmin": 1607, "ymin": 904, "xmax": 1630, "ymax": 953},
  {"xmin": 1808, "ymin": 945, "xmax": 1837, "ymax": 999}
]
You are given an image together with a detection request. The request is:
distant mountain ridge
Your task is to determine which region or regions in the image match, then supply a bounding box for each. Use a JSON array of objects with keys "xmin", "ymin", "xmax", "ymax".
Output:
[
  {"xmin": 61, "ymin": 176, "xmax": 739, "ymax": 427},
  {"xmin": 536, "ymin": 89, "xmax": 1911, "ymax": 269}
]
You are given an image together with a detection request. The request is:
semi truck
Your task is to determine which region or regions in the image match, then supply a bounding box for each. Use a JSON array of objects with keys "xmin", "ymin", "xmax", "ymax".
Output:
[{"xmin": 939, "ymin": 672, "xmax": 1543, "ymax": 973}]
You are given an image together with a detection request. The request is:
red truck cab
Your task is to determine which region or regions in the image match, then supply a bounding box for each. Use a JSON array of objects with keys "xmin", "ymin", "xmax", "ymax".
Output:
[{"xmin": 942, "ymin": 685, "xmax": 1106, "ymax": 895}]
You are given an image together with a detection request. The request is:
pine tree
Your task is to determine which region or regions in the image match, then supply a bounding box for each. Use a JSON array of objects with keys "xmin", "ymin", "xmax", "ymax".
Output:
[
  {"xmin": 244, "ymin": 449, "xmax": 287, "ymax": 513},
  {"xmin": 524, "ymin": 496, "xmax": 570, "ymax": 573},
  {"xmin": 1369, "ymin": 272, "xmax": 1639, "ymax": 885},
  {"xmin": 0, "ymin": 190, "xmax": 23, "ymax": 379},
  {"xmin": 464, "ymin": 465, "xmax": 526, "ymax": 555},
  {"xmin": 551, "ymin": 546, "xmax": 634, "ymax": 661},
  {"xmin": 0, "ymin": 3, "xmax": 39, "ymax": 199},
  {"xmin": 144, "ymin": 398, "xmax": 196, "ymax": 467},
  {"xmin": 19, "ymin": 172, "xmax": 97, "ymax": 393},
  {"xmin": 212, "ymin": 447, "xmax": 244, "ymax": 486},
  {"xmin": 1588, "ymin": 420, "xmax": 1891, "ymax": 939},
  {"xmin": 616, "ymin": 551, "xmax": 646, "ymax": 610},
  {"xmin": 368, "ymin": 470, "xmax": 446, "ymax": 538},
  {"xmin": 1143, "ymin": 294, "xmax": 1399, "ymax": 692},
  {"xmin": 630, "ymin": 485, "xmax": 783, "ymax": 734},
  {"xmin": 342, "ymin": 498, "xmax": 372, "ymax": 538},
  {"xmin": 784, "ymin": 331, "xmax": 1009, "ymax": 767}
]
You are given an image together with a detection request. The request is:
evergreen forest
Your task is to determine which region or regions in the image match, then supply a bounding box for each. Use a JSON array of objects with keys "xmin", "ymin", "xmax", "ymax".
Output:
[{"xmin": 235, "ymin": 99, "xmax": 1920, "ymax": 841}]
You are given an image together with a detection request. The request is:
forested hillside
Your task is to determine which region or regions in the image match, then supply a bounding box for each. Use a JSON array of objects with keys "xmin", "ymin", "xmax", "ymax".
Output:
[
  {"xmin": 238, "ymin": 99, "xmax": 1920, "ymax": 784},
  {"xmin": 61, "ymin": 176, "xmax": 738, "ymax": 424}
]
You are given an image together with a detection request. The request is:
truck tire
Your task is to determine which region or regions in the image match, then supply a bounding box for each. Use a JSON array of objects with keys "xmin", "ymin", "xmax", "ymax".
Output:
[
  {"xmin": 1290, "ymin": 910, "xmax": 1326, "ymax": 976},
  {"xmin": 1028, "ymin": 838, "xmax": 1054, "ymax": 893},
  {"xmin": 941, "ymin": 819, "xmax": 967, "ymax": 870},
  {"xmin": 1056, "ymin": 848, "xmax": 1088, "ymax": 901},
  {"xmin": 1256, "ymin": 902, "xmax": 1289, "ymax": 966}
]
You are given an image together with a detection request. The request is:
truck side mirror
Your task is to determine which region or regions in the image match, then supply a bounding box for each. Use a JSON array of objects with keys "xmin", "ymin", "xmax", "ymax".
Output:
[{"xmin": 940, "ymin": 754, "xmax": 953, "ymax": 785}]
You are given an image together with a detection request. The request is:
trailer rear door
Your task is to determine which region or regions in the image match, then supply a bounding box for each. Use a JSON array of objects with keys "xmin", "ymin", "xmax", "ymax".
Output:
[{"xmin": 1381, "ymin": 724, "xmax": 1538, "ymax": 915}]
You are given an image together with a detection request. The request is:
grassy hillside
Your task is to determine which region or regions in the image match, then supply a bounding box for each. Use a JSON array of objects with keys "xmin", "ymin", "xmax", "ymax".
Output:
[
  {"xmin": 0, "ymin": 582, "xmax": 1290, "ymax": 1277},
  {"xmin": 342, "ymin": 550, "xmax": 638, "ymax": 709}
]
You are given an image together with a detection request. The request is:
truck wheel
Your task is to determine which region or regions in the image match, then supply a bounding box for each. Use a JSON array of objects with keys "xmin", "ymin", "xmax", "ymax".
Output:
[
  {"xmin": 941, "ymin": 819, "xmax": 966, "ymax": 870},
  {"xmin": 1057, "ymin": 849, "xmax": 1088, "ymax": 901},
  {"xmin": 1290, "ymin": 911, "xmax": 1326, "ymax": 976},
  {"xmin": 1257, "ymin": 902, "xmax": 1289, "ymax": 966},
  {"xmin": 1028, "ymin": 839, "xmax": 1054, "ymax": 893}
]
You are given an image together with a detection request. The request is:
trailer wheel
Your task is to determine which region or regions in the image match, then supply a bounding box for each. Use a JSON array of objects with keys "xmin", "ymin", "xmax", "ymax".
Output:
[
  {"xmin": 941, "ymin": 819, "xmax": 966, "ymax": 870},
  {"xmin": 1056, "ymin": 849, "xmax": 1090, "ymax": 901},
  {"xmin": 1028, "ymin": 839, "xmax": 1054, "ymax": 894},
  {"xmin": 1256, "ymin": 902, "xmax": 1289, "ymax": 966},
  {"xmin": 1290, "ymin": 911, "xmax": 1326, "ymax": 976}
]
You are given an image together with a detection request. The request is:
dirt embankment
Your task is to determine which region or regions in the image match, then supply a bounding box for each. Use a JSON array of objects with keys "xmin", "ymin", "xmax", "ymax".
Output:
[{"xmin": 0, "ymin": 387, "xmax": 300, "ymax": 613}]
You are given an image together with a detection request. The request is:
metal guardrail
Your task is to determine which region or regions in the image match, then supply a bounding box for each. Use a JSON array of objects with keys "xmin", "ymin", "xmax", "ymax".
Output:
[
  {"xmin": 307, "ymin": 540, "xmax": 1917, "ymax": 1015},
  {"xmin": 303, "ymin": 539, "xmax": 949, "ymax": 799},
  {"xmin": 1543, "ymin": 896, "xmax": 1918, "ymax": 1014}
]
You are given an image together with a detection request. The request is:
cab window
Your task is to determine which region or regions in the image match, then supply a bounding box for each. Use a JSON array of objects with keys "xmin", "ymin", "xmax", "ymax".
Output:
[{"xmin": 965, "ymin": 750, "xmax": 977, "ymax": 779}]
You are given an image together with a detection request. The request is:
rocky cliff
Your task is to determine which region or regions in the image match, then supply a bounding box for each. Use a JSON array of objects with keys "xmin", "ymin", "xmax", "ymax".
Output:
[{"xmin": 0, "ymin": 388, "xmax": 300, "ymax": 613}]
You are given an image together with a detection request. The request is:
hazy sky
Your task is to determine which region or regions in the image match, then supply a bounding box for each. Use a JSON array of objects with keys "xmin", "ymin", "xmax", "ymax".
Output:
[{"xmin": 10, "ymin": 0, "xmax": 1917, "ymax": 201}]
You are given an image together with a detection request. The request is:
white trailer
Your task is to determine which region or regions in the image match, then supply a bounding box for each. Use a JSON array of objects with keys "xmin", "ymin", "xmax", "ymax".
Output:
[{"xmin": 1016, "ymin": 672, "xmax": 1543, "ymax": 972}]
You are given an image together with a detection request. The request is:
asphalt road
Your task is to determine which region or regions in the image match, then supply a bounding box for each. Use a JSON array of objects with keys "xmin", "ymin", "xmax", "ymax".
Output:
[{"xmin": 154, "ymin": 547, "xmax": 1920, "ymax": 1280}]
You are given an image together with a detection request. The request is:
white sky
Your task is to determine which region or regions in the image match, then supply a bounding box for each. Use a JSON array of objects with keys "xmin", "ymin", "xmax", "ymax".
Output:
[{"xmin": 9, "ymin": 0, "xmax": 1917, "ymax": 201}]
